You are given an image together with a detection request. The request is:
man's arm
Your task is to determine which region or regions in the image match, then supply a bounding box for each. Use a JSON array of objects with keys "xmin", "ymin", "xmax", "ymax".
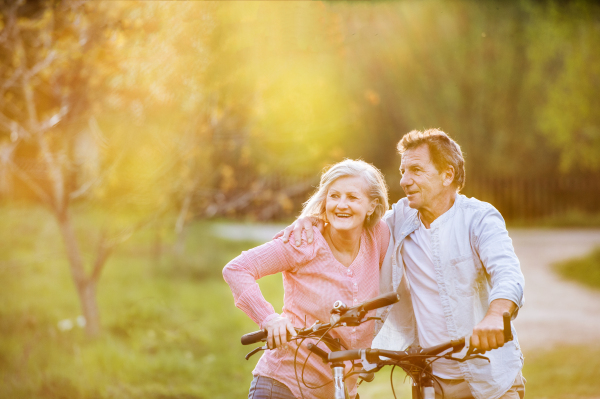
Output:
[
  {"xmin": 470, "ymin": 205, "xmax": 525, "ymax": 351},
  {"xmin": 273, "ymin": 216, "xmax": 325, "ymax": 246}
]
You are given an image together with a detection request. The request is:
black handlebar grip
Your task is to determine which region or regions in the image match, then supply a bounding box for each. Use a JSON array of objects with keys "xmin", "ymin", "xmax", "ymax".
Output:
[
  {"xmin": 241, "ymin": 330, "xmax": 267, "ymax": 345},
  {"xmin": 362, "ymin": 292, "xmax": 400, "ymax": 312},
  {"xmin": 329, "ymin": 349, "xmax": 361, "ymax": 363},
  {"xmin": 307, "ymin": 343, "xmax": 330, "ymax": 363},
  {"xmin": 503, "ymin": 312, "xmax": 513, "ymax": 343}
]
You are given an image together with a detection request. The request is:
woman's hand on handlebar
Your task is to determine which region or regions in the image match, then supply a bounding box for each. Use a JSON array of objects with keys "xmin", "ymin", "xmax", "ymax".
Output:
[{"xmin": 264, "ymin": 315, "xmax": 297, "ymax": 349}]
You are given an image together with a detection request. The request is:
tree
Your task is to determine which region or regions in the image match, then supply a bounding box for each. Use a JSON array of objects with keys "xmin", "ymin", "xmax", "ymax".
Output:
[{"xmin": 0, "ymin": 0, "xmax": 163, "ymax": 336}]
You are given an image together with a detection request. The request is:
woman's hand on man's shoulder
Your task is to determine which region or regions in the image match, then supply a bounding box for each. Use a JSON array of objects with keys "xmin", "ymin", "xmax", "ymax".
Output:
[{"xmin": 273, "ymin": 217, "xmax": 325, "ymax": 246}]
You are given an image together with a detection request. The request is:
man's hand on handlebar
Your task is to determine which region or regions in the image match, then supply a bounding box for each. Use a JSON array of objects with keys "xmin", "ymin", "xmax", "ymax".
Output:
[
  {"xmin": 471, "ymin": 299, "xmax": 516, "ymax": 352},
  {"xmin": 273, "ymin": 216, "xmax": 325, "ymax": 246},
  {"xmin": 264, "ymin": 315, "xmax": 297, "ymax": 349}
]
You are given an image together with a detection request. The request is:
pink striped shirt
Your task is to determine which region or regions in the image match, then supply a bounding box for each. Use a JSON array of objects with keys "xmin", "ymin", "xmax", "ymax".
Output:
[{"xmin": 223, "ymin": 221, "xmax": 390, "ymax": 399}]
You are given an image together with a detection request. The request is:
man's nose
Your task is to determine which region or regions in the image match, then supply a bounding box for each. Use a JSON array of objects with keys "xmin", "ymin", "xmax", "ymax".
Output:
[{"xmin": 400, "ymin": 173, "xmax": 409, "ymax": 188}]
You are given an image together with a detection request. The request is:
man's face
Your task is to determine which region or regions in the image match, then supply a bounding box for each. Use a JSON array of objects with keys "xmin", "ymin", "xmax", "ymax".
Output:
[{"xmin": 399, "ymin": 144, "xmax": 447, "ymax": 212}]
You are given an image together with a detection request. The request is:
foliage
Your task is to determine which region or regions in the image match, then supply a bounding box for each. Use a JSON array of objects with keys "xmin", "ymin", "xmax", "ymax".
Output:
[
  {"xmin": 554, "ymin": 246, "xmax": 600, "ymax": 290},
  {"xmin": 527, "ymin": 1, "xmax": 600, "ymax": 173},
  {"xmin": 3, "ymin": 1, "xmax": 598, "ymax": 218}
]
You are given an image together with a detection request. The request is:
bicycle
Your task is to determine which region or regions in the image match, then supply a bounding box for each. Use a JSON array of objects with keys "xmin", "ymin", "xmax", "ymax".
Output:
[
  {"xmin": 307, "ymin": 312, "xmax": 514, "ymax": 399},
  {"xmin": 241, "ymin": 291, "xmax": 401, "ymax": 399}
]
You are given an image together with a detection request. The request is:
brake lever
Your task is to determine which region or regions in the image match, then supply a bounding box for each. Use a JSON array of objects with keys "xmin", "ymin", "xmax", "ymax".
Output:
[
  {"xmin": 466, "ymin": 345, "xmax": 487, "ymax": 357},
  {"xmin": 444, "ymin": 353, "xmax": 490, "ymax": 363},
  {"xmin": 245, "ymin": 345, "xmax": 268, "ymax": 360}
]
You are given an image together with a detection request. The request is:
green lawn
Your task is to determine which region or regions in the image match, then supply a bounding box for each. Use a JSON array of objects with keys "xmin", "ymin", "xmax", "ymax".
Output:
[
  {"xmin": 555, "ymin": 247, "xmax": 600, "ymax": 290},
  {"xmin": 1, "ymin": 205, "xmax": 599, "ymax": 398}
]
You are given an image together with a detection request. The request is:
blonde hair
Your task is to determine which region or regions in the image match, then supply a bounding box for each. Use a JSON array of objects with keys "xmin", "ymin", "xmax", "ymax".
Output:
[{"xmin": 301, "ymin": 159, "xmax": 389, "ymax": 228}]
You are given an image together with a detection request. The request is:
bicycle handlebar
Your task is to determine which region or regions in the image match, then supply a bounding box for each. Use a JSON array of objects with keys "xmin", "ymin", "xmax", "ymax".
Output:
[
  {"xmin": 315, "ymin": 312, "xmax": 514, "ymax": 364},
  {"xmin": 362, "ymin": 292, "xmax": 400, "ymax": 312},
  {"xmin": 503, "ymin": 311, "xmax": 512, "ymax": 342},
  {"xmin": 241, "ymin": 292, "xmax": 400, "ymax": 346},
  {"xmin": 324, "ymin": 337, "xmax": 465, "ymax": 363},
  {"xmin": 306, "ymin": 343, "xmax": 329, "ymax": 363},
  {"xmin": 241, "ymin": 329, "xmax": 268, "ymax": 345}
]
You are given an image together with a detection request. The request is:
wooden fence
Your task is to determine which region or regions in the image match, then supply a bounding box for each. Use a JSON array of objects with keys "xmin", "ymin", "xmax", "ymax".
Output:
[
  {"xmin": 387, "ymin": 174, "xmax": 600, "ymax": 222},
  {"xmin": 463, "ymin": 175, "xmax": 600, "ymax": 221}
]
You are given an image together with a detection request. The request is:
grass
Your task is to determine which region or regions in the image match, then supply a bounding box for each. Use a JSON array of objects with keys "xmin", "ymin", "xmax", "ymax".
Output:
[
  {"xmin": 358, "ymin": 346, "xmax": 600, "ymax": 399},
  {"xmin": 0, "ymin": 205, "xmax": 282, "ymax": 398},
  {"xmin": 508, "ymin": 210, "xmax": 600, "ymax": 229},
  {"xmin": 1, "ymin": 204, "xmax": 600, "ymax": 398},
  {"xmin": 554, "ymin": 247, "xmax": 600, "ymax": 290}
]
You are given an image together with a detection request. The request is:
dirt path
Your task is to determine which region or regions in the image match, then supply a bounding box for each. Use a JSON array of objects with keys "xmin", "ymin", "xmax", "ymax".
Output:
[
  {"xmin": 214, "ymin": 224, "xmax": 600, "ymax": 350},
  {"xmin": 509, "ymin": 229, "xmax": 600, "ymax": 350}
]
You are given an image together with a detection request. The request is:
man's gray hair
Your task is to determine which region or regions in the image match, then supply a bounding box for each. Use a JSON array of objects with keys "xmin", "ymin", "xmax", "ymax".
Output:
[
  {"xmin": 397, "ymin": 128, "xmax": 466, "ymax": 191},
  {"xmin": 301, "ymin": 159, "xmax": 389, "ymax": 228}
]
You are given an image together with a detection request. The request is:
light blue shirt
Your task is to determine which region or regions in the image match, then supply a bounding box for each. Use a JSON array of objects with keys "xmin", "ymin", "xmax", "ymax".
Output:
[{"xmin": 372, "ymin": 194, "xmax": 525, "ymax": 399}]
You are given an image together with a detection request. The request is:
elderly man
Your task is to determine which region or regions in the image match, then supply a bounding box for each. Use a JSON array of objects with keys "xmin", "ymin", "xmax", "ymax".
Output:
[{"xmin": 281, "ymin": 129, "xmax": 525, "ymax": 399}]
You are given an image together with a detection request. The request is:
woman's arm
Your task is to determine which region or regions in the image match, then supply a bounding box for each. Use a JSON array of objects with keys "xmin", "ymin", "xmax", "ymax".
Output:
[{"xmin": 222, "ymin": 234, "xmax": 315, "ymax": 347}]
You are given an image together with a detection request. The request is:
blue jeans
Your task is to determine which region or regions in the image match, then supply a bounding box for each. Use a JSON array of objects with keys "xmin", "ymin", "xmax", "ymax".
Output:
[{"xmin": 248, "ymin": 375, "xmax": 296, "ymax": 399}]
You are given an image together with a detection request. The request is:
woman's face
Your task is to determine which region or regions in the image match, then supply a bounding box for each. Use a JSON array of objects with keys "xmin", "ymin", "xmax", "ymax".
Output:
[{"xmin": 325, "ymin": 175, "xmax": 378, "ymax": 234}]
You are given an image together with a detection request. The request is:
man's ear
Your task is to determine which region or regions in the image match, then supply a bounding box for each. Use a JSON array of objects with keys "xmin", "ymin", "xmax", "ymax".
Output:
[{"xmin": 442, "ymin": 166, "xmax": 455, "ymax": 187}]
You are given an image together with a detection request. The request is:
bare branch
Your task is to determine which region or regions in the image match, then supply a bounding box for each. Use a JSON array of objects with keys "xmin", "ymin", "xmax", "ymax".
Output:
[
  {"xmin": 88, "ymin": 117, "xmax": 108, "ymax": 148},
  {"xmin": 109, "ymin": 203, "xmax": 171, "ymax": 247},
  {"xmin": 0, "ymin": 111, "xmax": 31, "ymax": 139},
  {"xmin": 0, "ymin": 66, "xmax": 25, "ymax": 99},
  {"xmin": 38, "ymin": 105, "xmax": 69, "ymax": 132},
  {"xmin": 89, "ymin": 232, "xmax": 112, "ymax": 284},
  {"xmin": 24, "ymin": 50, "xmax": 57, "ymax": 80},
  {"xmin": 8, "ymin": 161, "xmax": 55, "ymax": 209},
  {"xmin": 68, "ymin": 179, "xmax": 95, "ymax": 200},
  {"xmin": 0, "ymin": 1, "xmax": 20, "ymax": 46}
]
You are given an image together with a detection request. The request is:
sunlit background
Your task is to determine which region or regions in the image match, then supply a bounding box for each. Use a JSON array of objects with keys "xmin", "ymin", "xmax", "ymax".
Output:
[{"xmin": 1, "ymin": 1, "xmax": 600, "ymax": 398}]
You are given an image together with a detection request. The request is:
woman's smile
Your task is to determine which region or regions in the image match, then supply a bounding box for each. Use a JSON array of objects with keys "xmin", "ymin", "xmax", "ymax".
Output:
[{"xmin": 325, "ymin": 175, "xmax": 376, "ymax": 233}]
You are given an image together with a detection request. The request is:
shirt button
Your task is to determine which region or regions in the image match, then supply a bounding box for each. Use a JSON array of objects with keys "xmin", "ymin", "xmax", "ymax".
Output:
[
  {"xmin": 353, "ymin": 283, "xmax": 357, "ymax": 287},
  {"xmin": 352, "ymin": 328, "xmax": 356, "ymax": 332},
  {"xmin": 354, "ymin": 298, "xmax": 358, "ymax": 303},
  {"xmin": 347, "ymin": 270, "xmax": 353, "ymax": 277}
]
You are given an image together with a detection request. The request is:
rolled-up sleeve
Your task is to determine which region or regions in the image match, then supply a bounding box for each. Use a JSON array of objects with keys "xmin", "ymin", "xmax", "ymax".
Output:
[
  {"xmin": 473, "ymin": 206, "xmax": 525, "ymax": 310},
  {"xmin": 222, "ymin": 235, "xmax": 314, "ymax": 328}
]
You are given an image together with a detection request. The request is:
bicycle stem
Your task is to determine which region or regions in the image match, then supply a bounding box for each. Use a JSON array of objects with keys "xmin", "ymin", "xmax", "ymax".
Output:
[{"xmin": 332, "ymin": 363, "xmax": 346, "ymax": 399}]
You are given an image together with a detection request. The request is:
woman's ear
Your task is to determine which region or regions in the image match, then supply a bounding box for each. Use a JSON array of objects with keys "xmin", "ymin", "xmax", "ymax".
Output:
[{"xmin": 369, "ymin": 198, "xmax": 379, "ymax": 215}]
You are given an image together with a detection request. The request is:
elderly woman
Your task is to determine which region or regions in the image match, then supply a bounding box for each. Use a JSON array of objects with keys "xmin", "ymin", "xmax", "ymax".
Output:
[{"xmin": 222, "ymin": 159, "xmax": 390, "ymax": 399}]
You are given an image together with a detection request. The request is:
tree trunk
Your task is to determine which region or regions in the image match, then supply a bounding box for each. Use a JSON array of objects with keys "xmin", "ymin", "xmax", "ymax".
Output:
[
  {"xmin": 79, "ymin": 279, "xmax": 101, "ymax": 337},
  {"xmin": 174, "ymin": 190, "xmax": 193, "ymax": 256},
  {"xmin": 56, "ymin": 210, "xmax": 101, "ymax": 337}
]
